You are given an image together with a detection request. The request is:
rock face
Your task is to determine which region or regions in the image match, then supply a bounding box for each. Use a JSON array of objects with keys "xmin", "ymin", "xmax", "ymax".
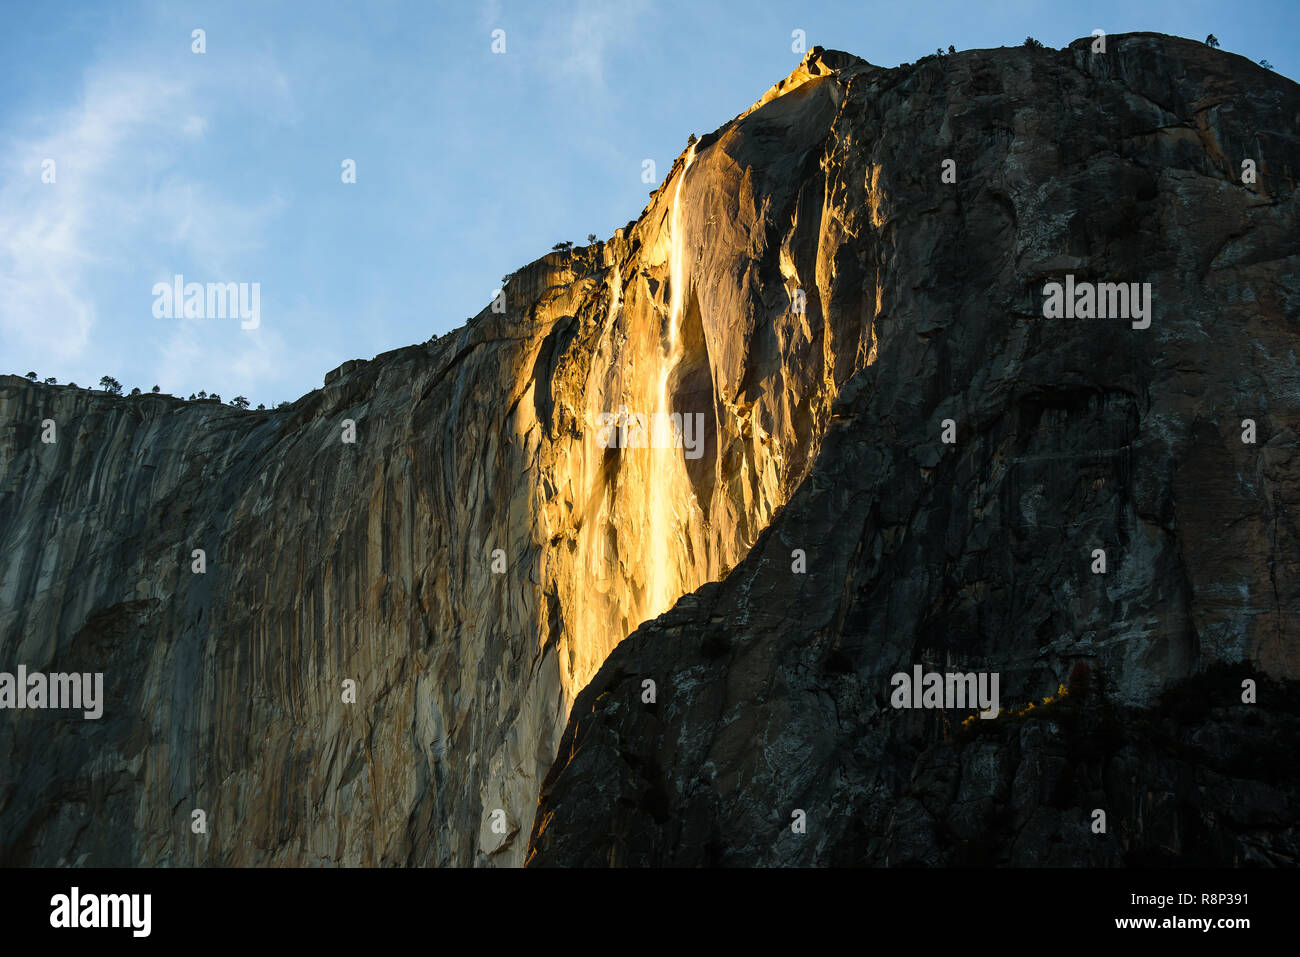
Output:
[
  {"xmin": 528, "ymin": 36, "xmax": 1300, "ymax": 866},
  {"xmin": 0, "ymin": 48, "xmax": 869, "ymax": 866},
  {"xmin": 3, "ymin": 35, "xmax": 1297, "ymax": 869}
]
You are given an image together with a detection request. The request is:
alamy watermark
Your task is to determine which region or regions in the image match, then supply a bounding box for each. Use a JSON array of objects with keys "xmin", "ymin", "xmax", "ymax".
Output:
[
  {"xmin": 890, "ymin": 665, "xmax": 999, "ymax": 719},
  {"xmin": 50, "ymin": 887, "xmax": 150, "ymax": 937},
  {"xmin": 0, "ymin": 666, "xmax": 103, "ymax": 719},
  {"xmin": 595, "ymin": 407, "xmax": 705, "ymax": 459},
  {"xmin": 1042, "ymin": 274, "xmax": 1151, "ymax": 329},
  {"xmin": 152, "ymin": 274, "xmax": 260, "ymax": 329}
]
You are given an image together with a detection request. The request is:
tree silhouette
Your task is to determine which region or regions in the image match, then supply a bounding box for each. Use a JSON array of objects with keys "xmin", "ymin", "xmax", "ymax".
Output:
[
  {"xmin": 25, "ymin": 371, "xmax": 37, "ymax": 380},
  {"xmin": 44, "ymin": 377, "xmax": 56, "ymax": 385},
  {"xmin": 151, "ymin": 384, "xmax": 160, "ymax": 393},
  {"xmin": 1206, "ymin": 34, "xmax": 1219, "ymax": 48},
  {"xmin": 98, "ymin": 375, "xmax": 122, "ymax": 395},
  {"xmin": 231, "ymin": 395, "xmax": 250, "ymax": 409}
]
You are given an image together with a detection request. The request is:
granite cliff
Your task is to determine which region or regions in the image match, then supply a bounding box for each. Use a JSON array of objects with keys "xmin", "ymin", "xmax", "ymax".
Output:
[
  {"xmin": 3, "ymin": 34, "xmax": 1298, "ymax": 868},
  {"xmin": 528, "ymin": 35, "xmax": 1300, "ymax": 866},
  {"xmin": 1, "ymin": 47, "xmax": 866, "ymax": 865}
]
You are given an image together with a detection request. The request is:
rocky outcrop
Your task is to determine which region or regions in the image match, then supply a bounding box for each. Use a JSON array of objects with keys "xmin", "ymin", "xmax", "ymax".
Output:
[
  {"xmin": 0, "ymin": 48, "xmax": 870, "ymax": 865},
  {"xmin": 528, "ymin": 35, "xmax": 1300, "ymax": 865}
]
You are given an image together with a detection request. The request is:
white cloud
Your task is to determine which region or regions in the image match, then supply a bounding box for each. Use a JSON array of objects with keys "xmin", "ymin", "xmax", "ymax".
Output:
[
  {"xmin": 0, "ymin": 71, "xmax": 188, "ymax": 362},
  {"xmin": 155, "ymin": 320, "xmax": 292, "ymax": 401},
  {"xmin": 549, "ymin": 0, "xmax": 652, "ymax": 90},
  {"xmin": 146, "ymin": 179, "xmax": 287, "ymax": 276},
  {"xmin": 0, "ymin": 57, "xmax": 290, "ymax": 390}
]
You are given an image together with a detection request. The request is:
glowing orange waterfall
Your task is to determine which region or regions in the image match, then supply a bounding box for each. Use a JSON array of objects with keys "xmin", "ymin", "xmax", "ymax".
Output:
[{"xmin": 643, "ymin": 145, "xmax": 696, "ymax": 621}]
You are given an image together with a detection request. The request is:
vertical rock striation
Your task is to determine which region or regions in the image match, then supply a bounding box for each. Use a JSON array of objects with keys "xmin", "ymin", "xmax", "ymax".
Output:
[{"xmin": 1, "ymin": 47, "xmax": 870, "ymax": 865}]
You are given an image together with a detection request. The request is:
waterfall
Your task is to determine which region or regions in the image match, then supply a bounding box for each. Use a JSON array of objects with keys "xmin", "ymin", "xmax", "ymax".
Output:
[{"xmin": 643, "ymin": 145, "xmax": 696, "ymax": 621}]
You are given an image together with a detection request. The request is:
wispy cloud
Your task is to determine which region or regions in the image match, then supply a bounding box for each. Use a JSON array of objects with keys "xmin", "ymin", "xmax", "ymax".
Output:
[
  {"xmin": 0, "ymin": 69, "xmax": 188, "ymax": 363},
  {"xmin": 548, "ymin": 0, "xmax": 652, "ymax": 90},
  {"xmin": 155, "ymin": 319, "xmax": 292, "ymax": 402},
  {"xmin": 0, "ymin": 56, "xmax": 290, "ymax": 386}
]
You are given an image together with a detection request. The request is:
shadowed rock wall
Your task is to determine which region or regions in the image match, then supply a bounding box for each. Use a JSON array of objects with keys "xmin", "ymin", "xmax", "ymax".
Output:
[{"xmin": 528, "ymin": 34, "xmax": 1300, "ymax": 867}]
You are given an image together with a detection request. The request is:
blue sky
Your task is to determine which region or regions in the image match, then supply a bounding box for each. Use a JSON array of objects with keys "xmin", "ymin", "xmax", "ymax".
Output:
[{"xmin": 2, "ymin": 0, "xmax": 1295, "ymax": 406}]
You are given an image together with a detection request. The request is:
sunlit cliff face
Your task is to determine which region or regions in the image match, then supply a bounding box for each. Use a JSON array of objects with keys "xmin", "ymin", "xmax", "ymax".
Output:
[
  {"xmin": 553, "ymin": 145, "xmax": 713, "ymax": 712},
  {"xmin": 516, "ymin": 61, "xmax": 872, "ymax": 855},
  {"xmin": 537, "ymin": 64, "xmax": 868, "ymax": 728},
  {"xmin": 0, "ymin": 51, "xmax": 873, "ymax": 870}
]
